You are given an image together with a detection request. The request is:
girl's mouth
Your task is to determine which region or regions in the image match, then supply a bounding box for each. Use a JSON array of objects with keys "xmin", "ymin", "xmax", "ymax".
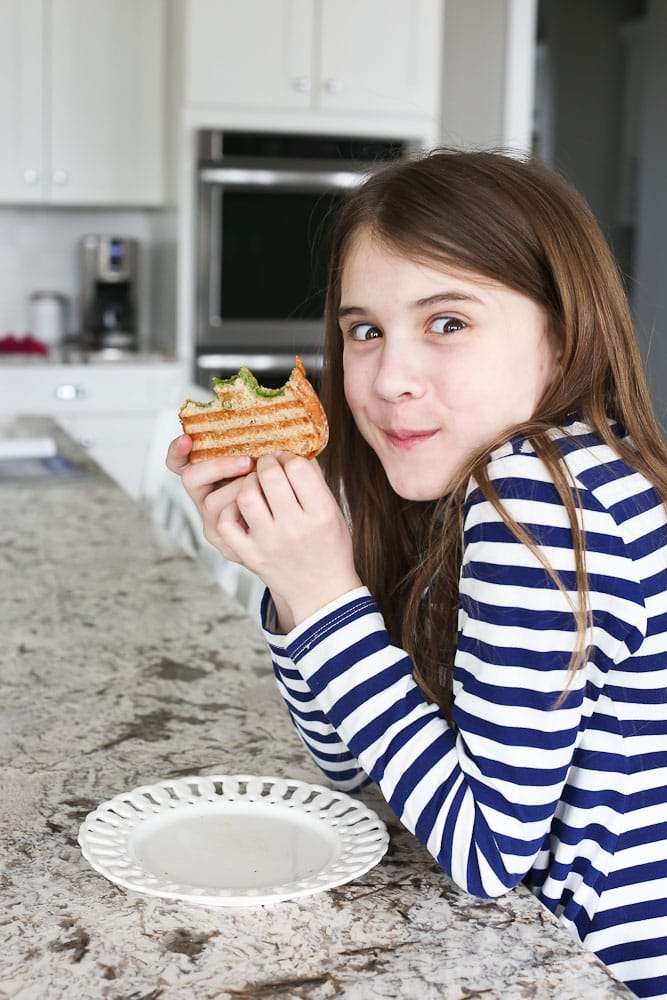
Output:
[{"xmin": 383, "ymin": 429, "xmax": 439, "ymax": 450}]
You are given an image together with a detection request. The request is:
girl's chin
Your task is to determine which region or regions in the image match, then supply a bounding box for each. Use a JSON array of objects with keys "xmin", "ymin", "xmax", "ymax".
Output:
[
  {"xmin": 377, "ymin": 452, "xmax": 460, "ymax": 500},
  {"xmin": 364, "ymin": 437, "xmax": 456, "ymax": 499},
  {"xmin": 385, "ymin": 473, "xmax": 450, "ymax": 502}
]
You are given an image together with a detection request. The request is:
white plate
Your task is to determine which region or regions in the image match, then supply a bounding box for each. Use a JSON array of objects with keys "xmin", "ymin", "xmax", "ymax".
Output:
[{"xmin": 78, "ymin": 773, "xmax": 389, "ymax": 906}]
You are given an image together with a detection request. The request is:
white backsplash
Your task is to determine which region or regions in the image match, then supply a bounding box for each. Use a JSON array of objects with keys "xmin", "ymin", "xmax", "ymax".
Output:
[{"xmin": 0, "ymin": 205, "xmax": 174, "ymax": 351}]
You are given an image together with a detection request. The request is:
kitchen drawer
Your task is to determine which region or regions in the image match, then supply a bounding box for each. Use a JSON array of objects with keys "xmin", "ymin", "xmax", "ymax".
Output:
[{"xmin": 0, "ymin": 362, "xmax": 190, "ymax": 415}]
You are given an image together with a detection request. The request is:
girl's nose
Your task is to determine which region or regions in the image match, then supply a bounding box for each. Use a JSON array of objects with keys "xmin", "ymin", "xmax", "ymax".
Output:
[{"xmin": 372, "ymin": 342, "xmax": 426, "ymax": 401}]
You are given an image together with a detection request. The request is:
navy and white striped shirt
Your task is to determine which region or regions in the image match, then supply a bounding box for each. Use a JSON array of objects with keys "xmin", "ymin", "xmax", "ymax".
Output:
[{"xmin": 262, "ymin": 420, "xmax": 667, "ymax": 998}]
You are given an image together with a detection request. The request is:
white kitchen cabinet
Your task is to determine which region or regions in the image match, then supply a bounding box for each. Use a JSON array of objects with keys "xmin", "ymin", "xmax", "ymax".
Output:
[
  {"xmin": 0, "ymin": 0, "xmax": 43, "ymax": 203},
  {"xmin": 185, "ymin": 0, "xmax": 443, "ymax": 122},
  {"xmin": 0, "ymin": 0, "xmax": 165, "ymax": 206},
  {"xmin": 0, "ymin": 362, "xmax": 190, "ymax": 498},
  {"xmin": 185, "ymin": 0, "xmax": 315, "ymax": 112},
  {"xmin": 318, "ymin": 0, "xmax": 442, "ymax": 118},
  {"xmin": 56, "ymin": 411, "xmax": 158, "ymax": 499}
]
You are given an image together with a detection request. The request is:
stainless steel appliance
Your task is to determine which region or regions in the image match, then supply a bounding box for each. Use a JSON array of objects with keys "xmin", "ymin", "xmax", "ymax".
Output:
[
  {"xmin": 195, "ymin": 130, "xmax": 411, "ymax": 387},
  {"xmin": 80, "ymin": 236, "xmax": 139, "ymax": 353}
]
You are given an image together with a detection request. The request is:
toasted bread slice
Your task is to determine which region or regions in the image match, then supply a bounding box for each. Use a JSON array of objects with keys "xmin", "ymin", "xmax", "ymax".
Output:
[{"xmin": 179, "ymin": 356, "xmax": 328, "ymax": 463}]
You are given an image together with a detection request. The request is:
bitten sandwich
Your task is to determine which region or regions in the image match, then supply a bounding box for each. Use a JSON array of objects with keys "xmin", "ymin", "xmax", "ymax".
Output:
[{"xmin": 179, "ymin": 356, "xmax": 328, "ymax": 463}]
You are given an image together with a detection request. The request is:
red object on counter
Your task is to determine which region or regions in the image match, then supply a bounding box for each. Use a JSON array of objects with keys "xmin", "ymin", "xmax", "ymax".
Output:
[{"xmin": 0, "ymin": 334, "xmax": 49, "ymax": 355}]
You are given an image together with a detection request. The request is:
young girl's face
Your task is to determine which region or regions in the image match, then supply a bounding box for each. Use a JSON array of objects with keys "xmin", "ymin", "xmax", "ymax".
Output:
[{"xmin": 340, "ymin": 231, "xmax": 561, "ymax": 500}]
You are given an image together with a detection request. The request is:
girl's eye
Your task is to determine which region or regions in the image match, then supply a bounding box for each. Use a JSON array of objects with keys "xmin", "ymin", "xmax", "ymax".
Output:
[
  {"xmin": 431, "ymin": 316, "xmax": 466, "ymax": 335},
  {"xmin": 349, "ymin": 323, "xmax": 382, "ymax": 342}
]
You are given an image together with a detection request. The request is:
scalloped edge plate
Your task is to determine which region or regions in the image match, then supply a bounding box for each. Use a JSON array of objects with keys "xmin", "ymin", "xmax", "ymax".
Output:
[{"xmin": 78, "ymin": 773, "xmax": 389, "ymax": 906}]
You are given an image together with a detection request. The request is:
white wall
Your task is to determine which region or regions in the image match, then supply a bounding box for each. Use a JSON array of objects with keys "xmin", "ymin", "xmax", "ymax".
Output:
[
  {"xmin": 0, "ymin": 206, "xmax": 167, "ymax": 349},
  {"xmin": 441, "ymin": 0, "xmax": 537, "ymax": 154}
]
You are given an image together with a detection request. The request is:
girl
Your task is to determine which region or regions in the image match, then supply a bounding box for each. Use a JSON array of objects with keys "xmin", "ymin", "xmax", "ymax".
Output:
[{"xmin": 167, "ymin": 150, "xmax": 667, "ymax": 1000}]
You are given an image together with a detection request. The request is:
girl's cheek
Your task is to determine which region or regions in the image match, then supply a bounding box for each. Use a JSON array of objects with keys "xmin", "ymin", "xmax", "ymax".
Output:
[
  {"xmin": 342, "ymin": 370, "xmax": 356, "ymax": 407},
  {"xmin": 344, "ymin": 381, "xmax": 364, "ymax": 417},
  {"xmin": 343, "ymin": 357, "xmax": 368, "ymax": 400}
]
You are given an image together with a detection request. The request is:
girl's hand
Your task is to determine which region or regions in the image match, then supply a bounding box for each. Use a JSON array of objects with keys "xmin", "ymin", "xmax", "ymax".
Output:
[
  {"xmin": 165, "ymin": 433, "xmax": 254, "ymax": 515},
  {"xmin": 204, "ymin": 452, "xmax": 361, "ymax": 631},
  {"xmin": 166, "ymin": 439, "xmax": 360, "ymax": 630}
]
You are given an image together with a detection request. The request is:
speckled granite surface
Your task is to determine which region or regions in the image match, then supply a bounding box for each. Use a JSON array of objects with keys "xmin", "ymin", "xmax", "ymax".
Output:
[{"xmin": 0, "ymin": 419, "xmax": 633, "ymax": 1000}]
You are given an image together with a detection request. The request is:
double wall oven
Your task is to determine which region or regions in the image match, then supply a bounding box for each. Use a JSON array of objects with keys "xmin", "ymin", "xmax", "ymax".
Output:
[{"xmin": 195, "ymin": 130, "xmax": 411, "ymax": 389}]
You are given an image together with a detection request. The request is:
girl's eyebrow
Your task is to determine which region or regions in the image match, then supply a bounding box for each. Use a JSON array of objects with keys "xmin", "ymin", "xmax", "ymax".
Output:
[
  {"xmin": 414, "ymin": 291, "xmax": 484, "ymax": 308},
  {"xmin": 338, "ymin": 290, "xmax": 484, "ymax": 319},
  {"xmin": 338, "ymin": 305, "xmax": 367, "ymax": 319}
]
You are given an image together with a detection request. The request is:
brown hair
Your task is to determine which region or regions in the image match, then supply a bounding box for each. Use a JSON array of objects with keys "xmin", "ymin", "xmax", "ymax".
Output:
[{"xmin": 320, "ymin": 149, "xmax": 667, "ymax": 719}]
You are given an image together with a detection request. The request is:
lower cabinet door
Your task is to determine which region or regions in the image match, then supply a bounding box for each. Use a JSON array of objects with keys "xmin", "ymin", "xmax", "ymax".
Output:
[{"xmin": 56, "ymin": 412, "xmax": 156, "ymax": 500}]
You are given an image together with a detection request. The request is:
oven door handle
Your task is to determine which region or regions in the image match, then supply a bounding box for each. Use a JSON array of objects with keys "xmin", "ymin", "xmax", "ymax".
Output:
[
  {"xmin": 199, "ymin": 166, "xmax": 368, "ymax": 191},
  {"xmin": 197, "ymin": 352, "xmax": 322, "ymax": 373},
  {"xmin": 206, "ymin": 183, "xmax": 223, "ymax": 328}
]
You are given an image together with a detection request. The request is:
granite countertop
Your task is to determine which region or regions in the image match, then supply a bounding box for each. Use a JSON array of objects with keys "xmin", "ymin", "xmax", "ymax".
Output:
[{"xmin": 0, "ymin": 419, "xmax": 633, "ymax": 1000}]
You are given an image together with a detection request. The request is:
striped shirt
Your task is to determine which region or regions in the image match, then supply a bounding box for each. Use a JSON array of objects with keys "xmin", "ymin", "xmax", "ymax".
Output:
[{"xmin": 262, "ymin": 420, "xmax": 667, "ymax": 1000}]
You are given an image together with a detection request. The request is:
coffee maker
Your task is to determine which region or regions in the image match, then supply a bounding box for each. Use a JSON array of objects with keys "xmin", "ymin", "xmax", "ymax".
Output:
[{"xmin": 80, "ymin": 236, "xmax": 139, "ymax": 352}]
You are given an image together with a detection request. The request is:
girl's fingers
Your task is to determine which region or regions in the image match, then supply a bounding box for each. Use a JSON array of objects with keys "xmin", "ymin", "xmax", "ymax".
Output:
[
  {"xmin": 165, "ymin": 434, "xmax": 193, "ymax": 474},
  {"xmin": 214, "ymin": 473, "xmax": 273, "ymax": 560},
  {"xmin": 254, "ymin": 453, "xmax": 303, "ymax": 516},
  {"xmin": 166, "ymin": 436, "xmax": 254, "ymax": 483},
  {"xmin": 201, "ymin": 473, "xmax": 248, "ymax": 520},
  {"xmin": 181, "ymin": 455, "xmax": 255, "ymax": 506},
  {"xmin": 235, "ymin": 469, "xmax": 276, "ymax": 529},
  {"xmin": 275, "ymin": 452, "xmax": 327, "ymax": 513},
  {"xmin": 216, "ymin": 495, "xmax": 251, "ymax": 550},
  {"xmin": 183, "ymin": 454, "xmax": 254, "ymax": 485},
  {"xmin": 202, "ymin": 471, "xmax": 269, "ymax": 533}
]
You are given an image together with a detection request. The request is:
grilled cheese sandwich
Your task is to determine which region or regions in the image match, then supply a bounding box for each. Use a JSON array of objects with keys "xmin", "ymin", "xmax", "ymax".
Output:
[{"xmin": 179, "ymin": 357, "xmax": 328, "ymax": 462}]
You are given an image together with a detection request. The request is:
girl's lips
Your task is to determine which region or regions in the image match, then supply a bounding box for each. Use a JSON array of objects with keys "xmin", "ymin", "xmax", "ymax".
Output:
[{"xmin": 383, "ymin": 428, "xmax": 439, "ymax": 450}]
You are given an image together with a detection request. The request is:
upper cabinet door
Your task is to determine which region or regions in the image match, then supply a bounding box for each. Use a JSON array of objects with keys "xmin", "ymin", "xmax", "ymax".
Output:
[
  {"xmin": 48, "ymin": 0, "xmax": 165, "ymax": 205},
  {"xmin": 318, "ymin": 0, "xmax": 443, "ymax": 119},
  {"xmin": 0, "ymin": 0, "xmax": 45, "ymax": 202},
  {"xmin": 185, "ymin": 0, "xmax": 315, "ymax": 111}
]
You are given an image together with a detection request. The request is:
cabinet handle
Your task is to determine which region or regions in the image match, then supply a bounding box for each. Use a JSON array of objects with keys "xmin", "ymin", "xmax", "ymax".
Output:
[
  {"xmin": 54, "ymin": 383, "xmax": 85, "ymax": 400},
  {"xmin": 323, "ymin": 78, "xmax": 343, "ymax": 95},
  {"xmin": 23, "ymin": 168, "xmax": 40, "ymax": 184},
  {"xmin": 292, "ymin": 76, "xmax": 312, "ymax": 93},
  {"xmin": 52, "ymin": 170, "xmax": 69, "ymax": 185}
]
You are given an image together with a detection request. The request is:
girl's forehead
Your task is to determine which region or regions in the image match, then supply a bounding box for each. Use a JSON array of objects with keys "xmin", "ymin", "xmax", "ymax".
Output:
[{"xmin": 341, "ymin": 231, "xmax": 505, "ymax": 294}]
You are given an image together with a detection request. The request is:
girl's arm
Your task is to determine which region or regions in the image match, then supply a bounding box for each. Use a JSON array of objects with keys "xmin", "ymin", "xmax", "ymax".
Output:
[
  {"xmin": 164, "ymin": 441, "xmax": 368, "ymax": 788},
  {"xmin": 265, "ymin": 465, "xmax": 646, "ymax": 898},
  {"xmin": 270, "ymin": 633, "xmax": 371, "ymax": 791},
  {"xmin": 263, "ymin": 591, "xmax": 370, "ymax": 791}
]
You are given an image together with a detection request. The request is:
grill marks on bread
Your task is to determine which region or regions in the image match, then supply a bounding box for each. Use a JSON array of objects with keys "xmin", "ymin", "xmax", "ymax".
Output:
[{"xmin": 179, "ymin": 357, "xmax": 328, "ymax": 462}]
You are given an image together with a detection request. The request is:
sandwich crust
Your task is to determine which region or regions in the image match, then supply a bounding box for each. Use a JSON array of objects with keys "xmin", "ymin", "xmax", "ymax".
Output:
[{"xmin": 179, "ymin": 357, "xmax": 328, "ymax": 462}]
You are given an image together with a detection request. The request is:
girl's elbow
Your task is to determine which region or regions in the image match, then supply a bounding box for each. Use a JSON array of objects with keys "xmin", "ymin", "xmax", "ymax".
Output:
[{"xmin": 435, "ymin": 849, "xmax": 527, "ymax": 899}]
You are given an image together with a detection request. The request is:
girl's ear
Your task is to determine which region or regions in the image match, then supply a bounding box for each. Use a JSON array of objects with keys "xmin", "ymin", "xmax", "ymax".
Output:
[
  {"xmin": 548, "ymin": 318, "xmax": 566, "ymax": 367},
  {"xmin": 540, "ymin": 322, "xmax": 566, "ymax": 407}
]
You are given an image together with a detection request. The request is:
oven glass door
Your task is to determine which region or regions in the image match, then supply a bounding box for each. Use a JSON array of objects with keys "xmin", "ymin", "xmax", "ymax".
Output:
[
  {"xmin": 221, "ymin": 188, "xmax": 341, "ymax": 321},
  {"xmin": 198, "ymin": 176, "xmax": 348, "ymax": 352}
]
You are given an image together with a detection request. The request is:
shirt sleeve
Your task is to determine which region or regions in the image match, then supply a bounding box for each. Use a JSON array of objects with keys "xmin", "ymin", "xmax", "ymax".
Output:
[
  {"xmin": 268, "ymin": 459, "xmax": 647, "ymax": 898},
  {"xmin": 261, "ymin": 588, "xmax": 371, "ymax": 791}
]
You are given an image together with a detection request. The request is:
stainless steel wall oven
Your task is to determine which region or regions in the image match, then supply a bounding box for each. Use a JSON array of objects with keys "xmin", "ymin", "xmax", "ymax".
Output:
[{"xmin": 195, "ymin": 130, "xmax": 410, "ymax": 387}]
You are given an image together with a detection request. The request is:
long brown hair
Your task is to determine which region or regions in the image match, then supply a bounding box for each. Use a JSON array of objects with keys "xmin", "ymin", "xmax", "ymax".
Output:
[{"xmin": 320, "ymin": 149, "xmax": 667, "ymax": 718}]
